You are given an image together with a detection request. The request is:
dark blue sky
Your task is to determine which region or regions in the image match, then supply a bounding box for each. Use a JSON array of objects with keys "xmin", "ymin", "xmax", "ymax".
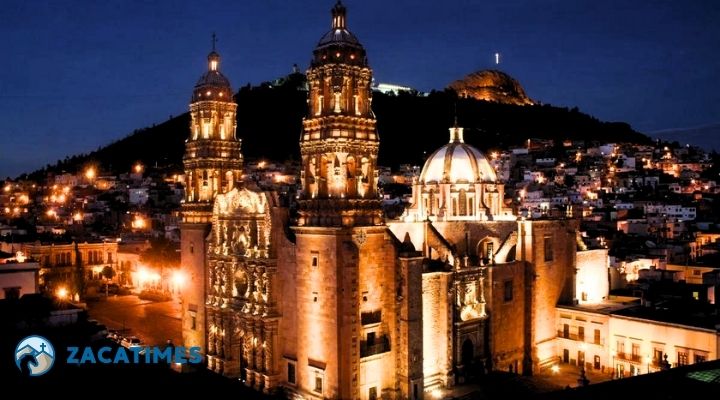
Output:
[{"xmin": 2, "ymin": 0, "xmax": 719, "ymax": 178}]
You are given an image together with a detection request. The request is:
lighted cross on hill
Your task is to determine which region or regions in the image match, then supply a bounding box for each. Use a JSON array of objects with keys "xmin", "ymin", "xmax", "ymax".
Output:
[{"xmin": 40, "ymin": 343, "xmax": 46, "ymax": 352}]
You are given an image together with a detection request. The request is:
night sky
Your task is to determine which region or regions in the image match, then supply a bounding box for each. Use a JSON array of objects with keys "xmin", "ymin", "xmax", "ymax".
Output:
[{"xmin": 1, "ymin": 0, "xmax": 719, "ymax": 178}]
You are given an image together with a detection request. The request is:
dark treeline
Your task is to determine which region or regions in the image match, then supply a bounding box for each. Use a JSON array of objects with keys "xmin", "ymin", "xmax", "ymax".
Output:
[{"xmin": 23, "ymin": 77, "xmax": 650, "ymax": 180}]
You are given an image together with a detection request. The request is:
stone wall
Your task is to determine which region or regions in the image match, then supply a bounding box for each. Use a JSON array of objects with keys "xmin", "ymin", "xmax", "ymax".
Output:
[
  {"xmin": 422, "ymin": 271, "xmax": 452, "ymax": 388},
  {"xmin": 181, "ymin": 222, "xmax": 210, "ymax": 353},
  {"xmin": 576, "ymin": 249, "xmax": 609, "ymax": 304},
  {"xmin": 487, "ymin": 260, "xmax": 526, "ymax": 374}
]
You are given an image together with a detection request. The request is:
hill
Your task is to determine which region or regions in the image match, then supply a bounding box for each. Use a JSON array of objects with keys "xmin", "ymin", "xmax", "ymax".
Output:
[
  {"xmin": 23, "ymin": 77, "xmax": 651, "ymax": 179},
  {"xmin": 650, "ymin": 123, "xmax": 720, "ymax": 153}
]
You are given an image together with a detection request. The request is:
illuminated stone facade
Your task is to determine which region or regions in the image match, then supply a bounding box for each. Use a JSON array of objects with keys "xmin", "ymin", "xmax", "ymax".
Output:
[{"xmin": 181, "ymin": 3, "xmax": 591, "ymax": 399}]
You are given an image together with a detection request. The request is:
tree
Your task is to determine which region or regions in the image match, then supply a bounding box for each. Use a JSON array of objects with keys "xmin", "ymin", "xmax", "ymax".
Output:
[{"xmin": 101, "ymin": 265, "xmax": 115, "ymax": 281}]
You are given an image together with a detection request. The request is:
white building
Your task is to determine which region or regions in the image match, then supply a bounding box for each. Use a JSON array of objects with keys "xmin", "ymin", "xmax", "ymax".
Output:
[
  {"xmin": 0, "ymin": 252, "xmax": 40, "ymax": 299},
  {"xmin": 129, "ymin": 188, "xmax": 149, "ymax": 205}
]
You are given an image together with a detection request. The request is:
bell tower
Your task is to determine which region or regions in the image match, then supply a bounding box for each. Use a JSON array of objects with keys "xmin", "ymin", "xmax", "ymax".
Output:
[
  {"xmin": 298, "ymin": 1, "xmax": 382, "ymax": 227},
  {"xmin": 290, "ymin": 3, "xmax": 413, "ymax": 399},
  {"xmin": 181, "ymin": 38, "xmax": 242, "ymax": 352}
]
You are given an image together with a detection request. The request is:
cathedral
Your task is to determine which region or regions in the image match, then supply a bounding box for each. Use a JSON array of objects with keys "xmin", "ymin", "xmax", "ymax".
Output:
[{"xmin": 181, "ymin": 2, "xmax": 586, "ymax": 399}]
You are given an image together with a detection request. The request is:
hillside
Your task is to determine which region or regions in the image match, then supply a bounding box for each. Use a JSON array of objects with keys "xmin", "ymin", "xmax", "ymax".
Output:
[{"xmin": 24, "ymin": 77, "xmax": 651, "ymax": 179}]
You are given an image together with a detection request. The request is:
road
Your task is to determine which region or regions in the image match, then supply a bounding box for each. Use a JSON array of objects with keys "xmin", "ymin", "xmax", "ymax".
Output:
[{"xmin": 87, "ymin": 295, "xmax": 182, "ymax": 347}]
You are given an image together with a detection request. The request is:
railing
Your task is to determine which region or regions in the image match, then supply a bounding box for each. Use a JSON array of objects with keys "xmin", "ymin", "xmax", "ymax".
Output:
[
  {"xmin": 557, "ymin": 331, "xmax": 579, "ymax": 341},
  {"xmin": 616, "ymin": 352, "xmax": 643, "ymax": 363},
  {"xmin": 360, "ymin": 336, "xmax": 390, "ymax": 358}
]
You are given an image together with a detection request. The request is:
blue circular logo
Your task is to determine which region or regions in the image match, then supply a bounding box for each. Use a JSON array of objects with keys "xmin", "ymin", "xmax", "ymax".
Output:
[{"xmin": 15, "ymin": 335, "xmax": 55, "ymax": 376}]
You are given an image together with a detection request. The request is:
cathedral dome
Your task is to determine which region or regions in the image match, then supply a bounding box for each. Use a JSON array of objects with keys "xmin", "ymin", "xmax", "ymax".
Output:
[
  {"xmin": 449, "ymin": 69, "xmax": 533, "ymax": 105},
  {"xmin": 419, "ymin": 127, "xmax": 497, "ymax": 184},
  {"xmin": 193, "ymin": 50, "xmax": 233, "ymax": 102}
]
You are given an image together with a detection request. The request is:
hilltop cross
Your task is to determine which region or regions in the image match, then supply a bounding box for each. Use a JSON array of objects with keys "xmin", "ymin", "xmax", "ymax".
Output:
[
  {"xmin": 212, "ymin": 32, "xmax": 217, "ymax": 51},
  {"xmin": 40, "ymin": 343, "xmax": 46, "ymax": 352}
]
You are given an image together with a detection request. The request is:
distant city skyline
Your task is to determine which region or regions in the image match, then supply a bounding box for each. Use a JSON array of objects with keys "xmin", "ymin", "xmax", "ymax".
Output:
[{"xmin": 1, "ymin": 0, "xmax": 719, "ymax": 177}]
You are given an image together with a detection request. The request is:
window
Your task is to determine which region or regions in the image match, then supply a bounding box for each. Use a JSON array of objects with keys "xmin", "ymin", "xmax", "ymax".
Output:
[
  {"xmin": 677, "ymin": 351, "xmax": 688, "ymax": 366},
  {"xmin": 593, "ymin": 355, "xmax": 600, "ymax": 370},
  {"xmin": 311, "ymin": 252, "xmax": 319, "ymax": 268},
  {"xmin": 563, "ymin": 324, "xmax": 569, "ymax": 339},
  {"xmin": 653, "ymin": 348, "xmax": 663, "ymax": 364},
  {"xmin": 694, "ymin": 354, "xmax": 706, "ymax": 364},
  {"xmin": 693, "ymin": 269, "xmax": 701, "ymax": 276},
  {"xmin": 577, "ymin": 351, "xmax": 585, "ymax": 367},
  {"xmin": 503, "ymin": 280, "xmax": 513, "ymax": 302},
  {"xmin": 594, "ymin": 329, "xmax": 601, "ymax": 345},
  {"xmin": 631, "ymin": 343, "xmax": 640, "ymax": 361},
  {"xmin": 107, "ymin": 252, "xmax": 113, "ymax": 263},
  {"xmin": 314, "ymin": 376, "xmax": 323, "ymax": 394},
  {"xmin": 581, "ymin": 292, "xmax": 588, "ymax": 302},
  {"xmin": 486, "ymin": 242, "xmax": 494, "ymax": 261},
  {"xmin": 287, "ymin": 362, "xmax": 296, "ymax": 384},
  {"xmin": 367, "ymin": 332, "xmax": 376, "ymax": 346},
  {"xmin": 578, "ymin": 326, "xmax": 585, "ymax": 341},
  {"xmin": 3, "ymin": 287, "xmax": 20, "ymax": 300},
  {"xmin": 617, "ymin": 340, "xmax": 625, "ymax": 356},
  {"xmin": 543, "ymin": 236, "xmax": 554, "ymax": 262},
  {"xmin": 190, "ymin": 314, "xmax": 197, "ymax": 330},
  {"xmin": 369, "ymin": 387, "xmax": 377, "ymax": 400}
]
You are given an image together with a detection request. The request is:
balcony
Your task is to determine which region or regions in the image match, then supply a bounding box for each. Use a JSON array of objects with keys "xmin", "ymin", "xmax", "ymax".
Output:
[
  {"xmin": 557, "ymin": 331, "xmax": 579, "ymax": 341},
  {"xmin": 616, "ymin": 352, "xmax": 643, "ymax": 363},
  {"xmin": 360, "ymin": 335, "xmax": 390, "ymax": 358}
]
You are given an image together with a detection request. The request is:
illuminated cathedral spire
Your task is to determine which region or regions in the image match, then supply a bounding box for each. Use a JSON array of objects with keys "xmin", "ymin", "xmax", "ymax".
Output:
[
  {"xmin": 297, "ymin": 1, "xmax": 382, "ymax": 227},
  {"xmin": 183, "ymin": 36, "xmax": 241, "ymax": 206}
]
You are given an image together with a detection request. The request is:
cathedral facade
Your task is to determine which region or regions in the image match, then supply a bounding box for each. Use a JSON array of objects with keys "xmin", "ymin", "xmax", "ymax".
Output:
[{"xmin": 181, "ymin": 3, "xmax": 583, "ymax": 399}]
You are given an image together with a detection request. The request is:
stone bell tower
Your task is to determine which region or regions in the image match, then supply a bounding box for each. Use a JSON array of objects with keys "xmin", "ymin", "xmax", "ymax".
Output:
[
  {"xmin": 181, "ymin": 37, "xmax": 242, "ymax": 352},
  {"xmin": 297, "ymin": 0, "xmax": 382, "ymax": 228},
  {"xmin": 290, "ymin": 3, "xmax": 413, "ymax": 399}
]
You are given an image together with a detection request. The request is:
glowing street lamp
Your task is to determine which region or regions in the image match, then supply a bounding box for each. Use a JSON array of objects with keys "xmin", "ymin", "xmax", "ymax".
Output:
[
  {"xmin": 172, "ymin": 270, "xmax": 186, "ymax": 288},
  {"xmin": 85, "ymin": 167, "xmax": 96, "ymax": 181},
  {"xmin": 56, "ymin": 287, "xmax": 68, "ymax": 300},
  {"xmin": 134, "ymin": 163, "xmax": 144, "ymax": 174}
]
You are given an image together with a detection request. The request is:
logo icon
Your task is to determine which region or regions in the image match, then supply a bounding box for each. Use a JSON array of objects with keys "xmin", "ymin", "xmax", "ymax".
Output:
[{"xmin": 15, "ymin": 335, "xmax": 55, "ymax": 376}]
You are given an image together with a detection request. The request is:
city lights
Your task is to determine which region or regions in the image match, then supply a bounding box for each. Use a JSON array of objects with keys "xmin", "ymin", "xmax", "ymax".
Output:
[
  {"xmin": 85, "ymin": 166, "xmax": 96, "ymax": 180},
  {"xmin": 131, "ymin": 215, "xmax": 147, "ymax": 229}
]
